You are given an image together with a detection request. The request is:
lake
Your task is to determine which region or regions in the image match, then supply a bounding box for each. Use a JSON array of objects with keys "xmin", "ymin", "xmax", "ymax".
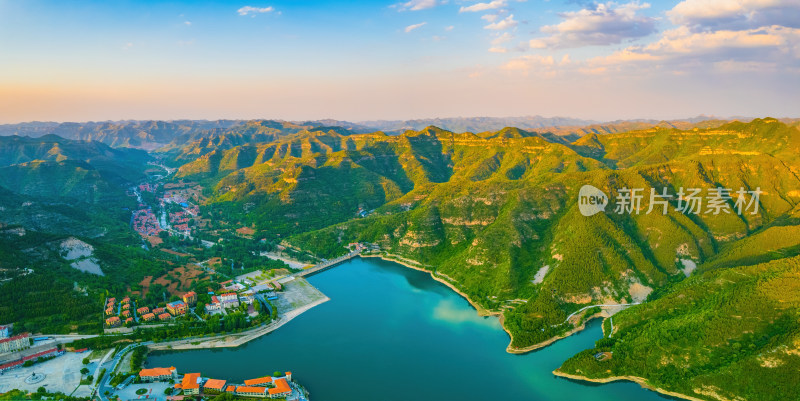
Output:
[{"xmin": 148, "ymin": 257, "xmax": 671, "ymax": 401}]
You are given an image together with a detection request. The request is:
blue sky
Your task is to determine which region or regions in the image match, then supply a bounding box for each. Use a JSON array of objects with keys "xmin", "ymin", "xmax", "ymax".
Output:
[{"xmin": 0, "ymin": 0, "xmax": 798, "ymax": 123}]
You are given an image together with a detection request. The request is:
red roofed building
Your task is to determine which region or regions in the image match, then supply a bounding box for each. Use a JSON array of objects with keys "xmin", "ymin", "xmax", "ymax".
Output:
[
  {"xmin": 243, "ymin": 376, "xmax": 273, "ymax": 386},
  {"xmin": 203, "ymin": 379, "xmax": 227, "ymax": 394},
  {"xmin": 234, "ymin": 386, "xmax": 267, "ymax": 397},
  {"xmin": 158, "ymin": 313, "xmax": 172, "ymax": 321},
  {"xmin": 182, "ymin": 291, "xmax": 197, "ymax": 306},
  {"xmin": 105, "ymin": 316, "xmax": 121, "ymax": 328},
  {"xmin": 153, "ymin": 307, "xmax": 165, "ymax": 315},
  {"xmin": 267, "ymin": 378, "xmax": 291, "ymax": 398},
  {"xmin": 142, "ymin": 313, "xmax": 156, "ymax": 322},
  {"xmin": 139, "ymin": 367, "xmax": 177, "ymax": 382},
  {"xmin": 0, "ymin": 333, "xmax": 31, "ymax": 353},
  {"xmin": 137, "ymin": 306, "xmax": 150, "ymax": 315},
  {"xmin": 181, "ymin": 372, "xmax": 201, "ymax": 396}
]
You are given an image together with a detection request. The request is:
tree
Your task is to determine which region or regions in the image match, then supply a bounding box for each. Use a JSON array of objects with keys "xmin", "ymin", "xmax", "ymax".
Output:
[
  {"xmin": 37, "ymin": 387, "xmax": 47, "ymax": 394},
  {"xmin": 81, "ymin": 367, "xmax": 90, "ymax": 375},
  {"xmin": 82, "ymin": 357, "xmax": 90, "ymax": 365},
  {"xmin": 273, "ymin": 371, "xmax": 284, "ymax": 377}
]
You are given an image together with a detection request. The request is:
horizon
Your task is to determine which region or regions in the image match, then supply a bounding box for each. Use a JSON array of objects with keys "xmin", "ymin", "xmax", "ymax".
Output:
[{"xmin": 2, "ymin": 0, "xmax": 799, "ymax": 123}]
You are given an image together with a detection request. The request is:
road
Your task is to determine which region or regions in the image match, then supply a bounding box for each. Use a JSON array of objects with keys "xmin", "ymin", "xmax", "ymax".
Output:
[
  {"xmin": 93, "ymin": 342, "xmax": 152, "ymax": 401},
  {"xmin": 558, "ymin": 302, "xmax": 642, "ymax": 326}
]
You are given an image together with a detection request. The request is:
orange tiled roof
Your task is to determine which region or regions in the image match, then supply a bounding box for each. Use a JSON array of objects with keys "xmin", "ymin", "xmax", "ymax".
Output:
[
  {"xmin": 225, "ymin": 386, "xmax": 236, "ymax": 393},
  {"xmin": 203, "ymin": 379, "xmax": 226, "ymax": 390},
  {"xmin": 140, "ymin": 367, "xmax": 176, "ymax": 377},
  {"xmin": 268, "ymin": 378, "xmax": 291, "ymax": 395},
  {"xmin": 243, "ymin": 376, "xmax": 273, "ymax": 386},
  {"xmin": 182, "ymin": 372, "xmax": 201, "ymax": 390},
  {"xmin": 236, "ymin": 387, "xmax": 266, "ymax": 394}
]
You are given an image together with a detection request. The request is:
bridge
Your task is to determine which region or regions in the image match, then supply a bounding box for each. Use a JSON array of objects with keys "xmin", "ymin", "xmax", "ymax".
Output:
[{"xmin": 293, "ymin": 250, "xmax": 361, "ymax": 278}]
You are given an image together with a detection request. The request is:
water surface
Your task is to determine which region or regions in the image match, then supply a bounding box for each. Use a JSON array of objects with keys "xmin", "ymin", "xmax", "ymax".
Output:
[{"xmin": 149, "ymin": 258, "xmax": 670, "ymax": 401}]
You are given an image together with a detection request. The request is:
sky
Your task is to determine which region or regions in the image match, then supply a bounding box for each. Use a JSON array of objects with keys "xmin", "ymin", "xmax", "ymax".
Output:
[{"xmin": 0, "ymin": 0, "xmax": 798, "ymax": 123}]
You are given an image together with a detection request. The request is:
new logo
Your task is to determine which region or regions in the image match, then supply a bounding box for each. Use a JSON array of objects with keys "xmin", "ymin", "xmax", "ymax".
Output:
[{"xmin": 579, "ymin": 185, "xmax": 608, "ymax": 216}]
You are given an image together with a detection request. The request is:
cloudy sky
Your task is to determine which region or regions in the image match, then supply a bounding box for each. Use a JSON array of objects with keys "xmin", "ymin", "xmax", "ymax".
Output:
[{"xmin": 0, "ymin": 0, "xmax": 798, "ymax": 123}]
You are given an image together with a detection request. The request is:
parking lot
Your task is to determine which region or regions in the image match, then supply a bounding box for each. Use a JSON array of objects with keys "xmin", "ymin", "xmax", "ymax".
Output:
[{"xmin": 0, "ymin": 352, "xmax": 92, "ymax": 397}]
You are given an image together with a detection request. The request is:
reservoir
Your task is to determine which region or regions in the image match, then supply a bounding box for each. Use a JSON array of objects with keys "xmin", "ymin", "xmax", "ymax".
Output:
[{"xmin": 148, "ymin": 257, "xmax": 670, "ymax": 401}]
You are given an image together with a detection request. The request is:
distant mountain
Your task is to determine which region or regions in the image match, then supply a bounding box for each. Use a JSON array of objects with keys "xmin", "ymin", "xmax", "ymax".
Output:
[
  {"xmin": 0, "ymin": 135, "xmax": 151, "ymax": 201},
  {"xmin": 357, "ymin": 115, "xmax": 599, "ymax": 134}
]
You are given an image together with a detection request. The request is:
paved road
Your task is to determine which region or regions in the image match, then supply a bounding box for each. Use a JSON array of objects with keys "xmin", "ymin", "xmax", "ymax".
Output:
[
  {"xmin": 558, "ymin": 302, "xmax": 642, "ymax": 326},
  {"xmin": 94, "ymin": 342, "xmax": 152, "ymax": 401}
]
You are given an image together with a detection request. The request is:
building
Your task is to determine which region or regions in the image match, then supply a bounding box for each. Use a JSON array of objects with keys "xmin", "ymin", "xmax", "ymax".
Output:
[
  {"xmin": 0, "ymin": 325, "xmax": 9, "ymax": 338},
  {"xmin": 158, "ymin": 313, "xmax": 172, "ymax": 321},
  {"xmin": 0, "ymin": 333, "xmax": 30, "ymax": 353},
  {"xmin": 204, "ymin": 301, "xmax": 221, "ymax": 313},
  {"xmin": 105, "ymin": 317, "xmax": 121, "ymax": 328},
  {"xmin": 243, "ymin": 377, "xmax": 273, "ymax": 386},
  {"xmin": 137, "ymin": 306, "xmax": 150, "ymax": 315},
  {"xmin": 267, "ymin": 378, "xmax": 292, "ymax": 398},
  {"xmin": 167, "ymin": 301, "xmax": 187, "ymax": 316},
  {"xmin": 105, "ymin": 307, "xmax": 115, "ymax": 316},
  {"xmin": 0, "ymin": 347, "xmax": 63, "ymax": 373},
  {"xmin": 122, "ymin": 310, "xmax": 131, "ymax": 318},
  {"xmin": 121, "ymin": 297, "xmax": 130, "ymax": 304},
  {"xmin": 203, "ymin": 379, "xmax": 227, "ymax": 394},
  {"xmin": 218, "ymin": 293, "xmax": 239, "ymax": 309},
  {"xmin": 122, "ymin": 303, "xmax": 130, "ymax": 310},
  {"xmin": 234, "ymin": 386, "xmax": 267, "ymax": 398},
  {"xmin": 152, "ymin": 307, "xmax": 165, "ymax": 315},
  {"xmin": 139, "ymin": 367, "xmax": 178, "ymax": 382},
  {"xmin": 142, "ymin": 313, "xmax": 156, "ymax": 322},
  {"xmin": 180, "ymin": 372, "xmax": 201, "ymax": 396},
  {"xmin": 225, "ymin": 386, "xmax": 236, "ymax": 394},
  {"xmin": 182, "ymin": 291, "xmax": 197, "ymax": 306}
]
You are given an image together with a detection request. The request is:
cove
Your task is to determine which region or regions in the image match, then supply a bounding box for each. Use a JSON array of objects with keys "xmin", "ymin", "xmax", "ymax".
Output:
[{"xmin": 148, "ymin": 257, "xmax": 672, "ymax": 401}]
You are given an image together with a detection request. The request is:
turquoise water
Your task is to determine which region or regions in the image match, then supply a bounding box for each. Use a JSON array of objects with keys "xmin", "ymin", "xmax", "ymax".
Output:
[{"xmin": 148, "ymin": 258, "xmax": 671, "ymax": 401}]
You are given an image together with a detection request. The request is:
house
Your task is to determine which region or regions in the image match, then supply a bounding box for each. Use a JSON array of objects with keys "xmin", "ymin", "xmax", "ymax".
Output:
[
  {"xmin": 125, "ymin": 317, "xmax": 134, "ymax": 324},
  {"xmin": 105, "ymin": 307, "xmax": 115, "ymax": 316},
  {"xmin": 105, "ymin": 317, "xmax": 122, "ymax": 328},
  {"xmin": 267, "ymin": 378, "xmax": 291, "ymax": 398},
  {"xmin": 243, "ymin": 377, "xmax": 273, "ymax": 386},
  {"xmin": 234, "ymin": 386, "xmax": 267, "ymax": 398},
  {"xmin": 121, "ymin": 297, "xmax": 131, "ymax": 304},
  {"xmin": 139, "ymin": 367, "xmax": 177, "ymax": 382},
  {"xmin": 182, "ymin": 291, "xmax": 197, "ymax": 306},
  {"xmin": 142, "ymin": 313, "xmax": 156, "ymax": 322},
  {"xmin": 203, "ymin": 379, "xmax": 227, "ymax": 394},
  {"xmin": 122, "ymin": 303, "xmax": 130, "ymax": 310},
  {"xmin": 204, "ymin": 301, "xmax": 221, "ymax": 313},
  {"xmin": 225, "ymin": 386, "xmax": 236, "ymax": 394},
  {"xmin": 0, "ymin": 325, "xmax": 10, "ymax": 338},
  {"xmin": 218, "ymin": 293, "xmax": 239, "ymax": 309},
  {"xmin": 0, "ymin": 333, "xmax": 31, "ymax": 353},
  {"xmin": 167, "ymin": 301, "xmax": 187, "ymax": 316},
  {"xmin": 122, "ymin": 310, "xmax": 131, "ymax": 318},
  {"xmin": 137, "ymin": 306, "xmax": 150, "ymax": 315},
  {"xmin": 181, "ymin": 372, "xmax": 201, "ymax": 396},
  {"xmin": 152, "ymin": 307, "xmax": 165, "ymax": 315},
  {"xmin": 158, "ymin": 313, "xmax": 172, "ymax": 321}
]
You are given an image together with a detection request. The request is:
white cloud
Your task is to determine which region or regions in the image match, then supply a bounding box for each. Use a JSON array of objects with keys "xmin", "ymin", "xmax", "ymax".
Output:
[
  {"xmin": 405, "ymin": 22, "xmax": 427, "ymax": 33},
  {"xmin": 183, "ymin": 21, "xmax": 192, "ymax": 26},
  {"xmin": 501, "ymin": 54, "xmax": 558, "ymax": 76},
  {"xmin": 460, "ymin": 0, "xmax": 507, "ymax": 13},
  {"xmin": 668, "ymin": 0, "xmax": 800, "ymax": 31},
  {"xmin": 484, "ymin": 14, "xmax": 517, "ymax": 30},
  {"xmin": 237, "ymin": 6, "xmax": 275, "ymax": 16},
  {"xmin": 481, "ymin": 14, "xmax": 499, "ymax": 23},
  {"xmin": 396, "ymin": 0, "xmax": 441, "ymax": 11},
  {"xmin": 492, "ymin": 32, "xmax": 514, "ymax": 45},
  {"xmin": 445, "ymin": 25, "xmax": 455, "ymax": 31},
  {"xmin": 489, "ymin": 47, "xmax": 508, "ymax": 53},
  {"xmin": 529, "ymin": 1, "xmax": 657, "ymax": 49}
]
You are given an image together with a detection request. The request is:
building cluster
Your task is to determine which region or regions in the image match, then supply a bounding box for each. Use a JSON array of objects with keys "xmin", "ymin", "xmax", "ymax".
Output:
[
  {"xmin": 140, "ymin": 367, "xmax": 294, "ymax": 399},
  {"xmin": 132, "ymin": 207, "xmax": 163, "ymax": 237},
  {"xmin": 205, "ymin": 292, "xmax": 240, "ymax": 313},
  {"xmin": 105, "ymin": 293, "xmax": 196, "ymax": 328},
  {"xmin": 168, "ymin": 210, "xmax": 192, "ymax": 233}
]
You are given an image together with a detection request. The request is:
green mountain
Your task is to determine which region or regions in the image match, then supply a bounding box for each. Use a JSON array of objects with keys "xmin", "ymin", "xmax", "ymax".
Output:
[
  {"xmin": 557, "ymin": 208, "xmax": 800, "ymax": 401},
  {"xmin": 176, "ymin": 118, "xmax": 800, "ymax": 358}
]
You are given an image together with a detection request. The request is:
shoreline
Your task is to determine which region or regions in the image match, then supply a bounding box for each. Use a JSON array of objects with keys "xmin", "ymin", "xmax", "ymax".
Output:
[
  {"xmin": 361, "ymin": 253, "xmax": 597, "ymax": 355},
  {"xmin": 552, "ymin": 370, "xmax": 705, "ymax": 401},
  {"xmin": 147, "ymin": 295, "xmax": 330, "ymax": 351}
]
